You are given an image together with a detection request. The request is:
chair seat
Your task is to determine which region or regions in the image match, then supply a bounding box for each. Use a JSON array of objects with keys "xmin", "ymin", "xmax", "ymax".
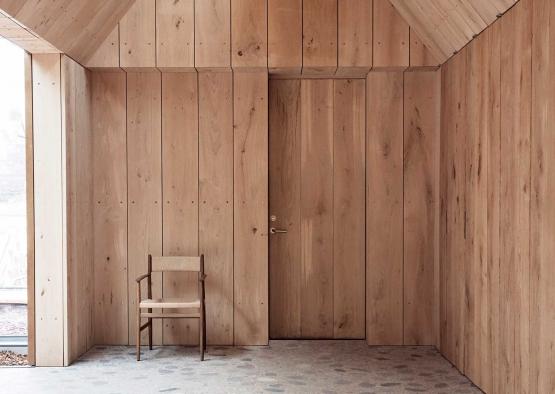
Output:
[{"xmin": 139, "ymin": 298, "xmax": 200, "ymax": 309}]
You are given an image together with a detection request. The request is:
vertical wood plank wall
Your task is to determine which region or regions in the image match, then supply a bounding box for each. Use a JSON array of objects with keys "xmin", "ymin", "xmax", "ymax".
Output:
[
  {"xmin": 439, "ymin": 0, "xmax": 555, "ymax": 392},
  {"xmin": 92, "ymin": 72, "xmax": 128, "ymax": 345},
  {"xmin": 32, "ymin": 53, "xmax": 65, "ymax": 367},
  {"xmin": 403, "ymin": 71, "xmax": 440, "ymax": 346},
  {"xmin": 198, "ymin": 72, "xmax": 234, "ymax": 345},
  {"xmin": 62, "ymin": 56, "xmax": 94, "ymax": 363},
  {"xmin": 366, "ymin": 71, "xmax": 440, "ymax": 346},
  {"xmin": 87, "ymin": 0, "xmax": 439, "ymax": 72},
  {"xmin": 90, "ymin": 69, "xmax": 440, "ymax": 346},
  {"xmin": 91, "ymin": 71, "xmax": 269, "ymax": 345},
  {"xmin": 233, "ymin": 72, "xmax": 269, "ymax": 345},
  {"xmin": 366, "ymin": 72, "xmax": 403, "ymax": 344},
  {"xmin": 32, "ymin": 54, "xmax": 94, "ymax": 366}
]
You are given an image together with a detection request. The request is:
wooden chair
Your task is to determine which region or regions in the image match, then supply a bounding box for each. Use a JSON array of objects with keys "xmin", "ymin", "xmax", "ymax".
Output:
[{"xmin": 135, "ymin": 254, "xmax": 206, "ymax": 361}]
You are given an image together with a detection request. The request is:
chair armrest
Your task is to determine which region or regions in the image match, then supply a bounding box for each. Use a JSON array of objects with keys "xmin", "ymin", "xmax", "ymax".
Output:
[{"xmin": 136, "ymin": 273, "xmax": 150, "ymax": 283}]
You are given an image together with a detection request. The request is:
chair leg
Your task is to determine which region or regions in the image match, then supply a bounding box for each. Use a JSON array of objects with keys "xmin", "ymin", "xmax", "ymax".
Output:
[
  {"xmin": 136, "ymin": 311, "xmax": 141, "ymax": 361},
  {"xmin": 203, "ymin": 308, "xmax": 207, "ymax": 352},
  {"xmin": 148, "ymin": 318, "xmax": 153, "ymax": 350},
  {"xmin": 200, "ymin": 313, "xmax": 205, "ymax": 361}
]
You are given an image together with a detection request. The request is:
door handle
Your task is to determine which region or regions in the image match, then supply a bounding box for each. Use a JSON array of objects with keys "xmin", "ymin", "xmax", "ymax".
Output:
[{"xmin": 270, "ymin": 227, "xmax": 288, "ymax": 234}]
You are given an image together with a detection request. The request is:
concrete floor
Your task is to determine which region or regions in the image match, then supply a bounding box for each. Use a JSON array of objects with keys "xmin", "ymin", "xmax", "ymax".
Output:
[{"xmin": 0, "ymin": 341, "xmax": 480, "ymax": 394}]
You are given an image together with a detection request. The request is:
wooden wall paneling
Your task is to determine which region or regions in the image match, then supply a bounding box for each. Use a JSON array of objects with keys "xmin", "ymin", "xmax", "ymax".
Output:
[
  {"xmin": 195, "ymin": 0, "xmax": 231, "ymax": 70},
  {"xmin": 333, "ymin": 79, "xmax": 366, "ymax": 338},
  {"xmin": 373, "ymin": 0, "xmax": 409, "ymax": 70},
  {"xmin": 198, "ymin": 72, "xmax": 234, "ymax": 345},
  {"xmin": 498, "ymin": 1, "xmax": 532, "ymax": 392},
  {"xmin": 484, "ymin": 22, "xmax": 501, "ymax": 394},
  {"xmin": 403, "ymin": 70, "xmax": 440, "ymax": 345},
  {"xmin": 127, "ymin": 72, "xmax": 163, "ymax": 345},
  {"xmin": 62, "ymin": 56, "xmax": 94, "ymax": 363},
  {"xmin": 460, "ymin": 24, "xmax": 501, "ymax": 392},
  {"xmin": 439, "ymin": 60, "xmax": 451, "ymax": 361},
  {"xmin": 389, "ymin": 0, "xmax": 518, "ymax": 64},
  {"xmin": 463, "ymin": 34, "xmax": 487, "ymax": 388},
  {"xmin": 0, "ymin": 0, "xmax": 134, "ymax": 63},
  {"xmin": 441, "ymin": 49, "xmax": 467, "ymax": 369},
  {"xmin": 268, "ymin": 80, "xmax": 302, "ymax": 338},
  {"xmin": 409, "ymin": 29, "xmax": 439, "ymax": 69},
  {"xmin": 161, "ymin": 72, "xmax": 199, "ymax": 344},
  {"xmin": 302, "ymin": 0, "xmax": 337, "ymax": 75},
  {"xmin": 92, "ymin": 72, "xmax": 128, "ymax": 345},
  {"xmin": 24, "ymin": 52, "xmax": 35, "ymax": 366},
  {"xmin": 366, "ymin": 72, "xmax": 404, "ymax": 345},
  {"xmin": 120, "ymin": 0, "xmax": 156, "ymax": 70},
  {"xmin": 337, "ymin": 0, "xmax": 373, "ymax": 77},
  {"xmin": 267, "ymin": 0, "xmax": 302, "ymax": 74},
  {"xmin": 32, "ymin": 53, "xmax": 64, "ymax": 366},
  {"xmin": 156, "ymin": 0, "xmax": 194, "ymax": 70},
  {"xmin": 85, "ymin": 26, "xmax": 120, "ymax": 70},
  {"xmin": 300, "ymin": 79, "xmax": 334, "ymax": 337},
  {"xmin": 531, "ymin": 1, "xmax": 555, "ymax": 392},
  {"xmin": 233, "ymin": 72, "xmax": 269, "ymax": 345},
  {"xmin": 231, "ymin": 0, "xmax": 267, "ymax": 69}
]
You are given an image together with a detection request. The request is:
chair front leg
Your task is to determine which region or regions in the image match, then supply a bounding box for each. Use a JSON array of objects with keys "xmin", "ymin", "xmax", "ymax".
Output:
[{"xmin": 136, "ymin": 283, "xmax": 141, "ymax": 361}]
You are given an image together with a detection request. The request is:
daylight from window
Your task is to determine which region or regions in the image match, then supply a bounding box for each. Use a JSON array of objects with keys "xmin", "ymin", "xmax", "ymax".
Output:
[{"xmin": 0, "ymin": 37, "xmax": 27, "ymax": 338}]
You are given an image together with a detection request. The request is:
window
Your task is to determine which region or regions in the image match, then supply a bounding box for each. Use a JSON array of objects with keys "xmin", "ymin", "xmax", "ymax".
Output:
[{"xmin": 0, "ymin": 37, "xmax": 27, "ymax": 340}]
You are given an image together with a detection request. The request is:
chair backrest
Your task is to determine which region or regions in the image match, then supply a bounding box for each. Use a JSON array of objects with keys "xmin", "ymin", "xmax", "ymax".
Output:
[{"xmin": 150, "ymin": 255, "xmax": 202, "ymax": 272}]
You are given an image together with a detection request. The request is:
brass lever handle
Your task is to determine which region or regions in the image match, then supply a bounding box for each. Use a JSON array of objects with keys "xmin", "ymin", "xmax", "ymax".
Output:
[{"xmin": 270, "ymin": 227, "xmax": 288, "ymax": 234}]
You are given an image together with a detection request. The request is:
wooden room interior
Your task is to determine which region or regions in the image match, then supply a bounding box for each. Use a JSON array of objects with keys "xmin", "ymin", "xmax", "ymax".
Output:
[{"xmin": 1, "ymin": 0, "xmax": 554, "ymax": 393}]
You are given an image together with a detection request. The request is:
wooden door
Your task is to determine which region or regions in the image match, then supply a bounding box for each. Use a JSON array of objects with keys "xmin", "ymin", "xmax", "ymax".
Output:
[{"xmin": 269, "ymin": 79, "xmax": 365, "ymax": 339}]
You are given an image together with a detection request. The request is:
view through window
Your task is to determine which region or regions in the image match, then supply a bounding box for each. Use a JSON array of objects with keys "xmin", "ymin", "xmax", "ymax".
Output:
[{"xmin": 0, "ymin": 37, "xmax": 27, "ymax": 342}]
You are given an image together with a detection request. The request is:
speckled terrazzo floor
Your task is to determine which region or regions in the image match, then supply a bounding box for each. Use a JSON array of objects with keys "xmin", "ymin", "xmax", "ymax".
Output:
[{"xmin": 0, "ymin": 341, "xmax": 481, "ymax": 394}]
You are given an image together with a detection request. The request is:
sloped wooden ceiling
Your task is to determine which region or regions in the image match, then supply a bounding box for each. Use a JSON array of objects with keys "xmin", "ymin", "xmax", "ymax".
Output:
[
  {"xmin": 0, "ymin": 0, "xmax": 135, "ymax": 63},
  {"xmin": 0, "ymin": 10, "xmax": 59, "ymax": 53},
  {"xmin": 389, "ymin": 0, "xmax": 519, "ymax": 63}
]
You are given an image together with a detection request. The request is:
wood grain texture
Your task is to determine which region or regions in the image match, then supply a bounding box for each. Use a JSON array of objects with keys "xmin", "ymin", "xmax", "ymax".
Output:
[
  {"xmin": 86, "ymin": 26, "xmax": 119, "ymax": 69},
  {"xmin": 499, "ymin": 2, "xmax": 531, "ymax": 392},
  {"xmin": 531, "ymin": 1, "xmax": 555, "ymax": 393},
  {"xmin": 32, "ymin": 53, "xmax": 64, "ymax": 366},
  {"xmin": 127, "ymin": 72, "xmax": 163, "ymax": 346},
  {"xmin": 120, "ymin": 0, "xmax": 156, "ymax": 69},
  {"xmin": 403, "ymin": 70, "xmax": 440, "ymax": 345},
  {"xmin": 337, "ymin": 0, "xmax": 372, "ymax": 76},
  {"xmin": 195, "ymin": 0, "xmax": 231, "ymax": 69},
  {"xmin": 373, "ymin": 0, "xmax": 409, "ymax": 69},
  {"xmin": 156, "ymin": 0, "xmax": 194, "ymax": 70},
  {"xmin": 441, "ymin": 47, "xmax": 467, "ymax": 368},
  {"xmin": 161, "ymin": 72, "xmax": 199, "ymax": 345},
  {"xmin": 333, "ymin": 79, "xmax": 366, "ymax": 339},
  {"xmin": 198, "ymin": 72, "xmax": 234, "ymax": 345},
  {"xmin": 231, "ymin": 0, "xmax": 267, "ymax": 68},
  {"xmin": 0, "ymin": 0, "xmax": 134, "ymax": 63},
  {"xmin": 462, "ymin": 27, "xmax": 500, "ymax": 392},
  {"xmin": 268, "ymin": 80, "xmax": 302, "ymax": 338},
  {"xmin": 268, "ymin": 0, "xmax": 302, "ymax": 74},
  {"xmin": 484, "ymin": 23, "xmax": 501, "ymax": 394},
  {"xmin": 409, "ymin": 29, "xmax": 439, "ymax": 69},
  {"xmin": 24, "ymin": 52, "xmax": 35, "ymax": 365},
  {"xmin": 300, "ymin": 79, "xmax": 334, "ymax": 337},
  {"xmin": 302, "ymin": 0, "xmax": 337, "ymax": 74},
  {"xmin": 389, "ymin": 0, "xmax": 518, "ymax": 63},
  {"xmin": 92, "ymin": 72, "xmax": 129, "ymax": 345},
  {"xmin": 62, "ymin": 56, "xmax": 94, "ymax": 363},
  {"xmin": 366, "ymin": 72, "xmax": 404, "ymax": 345},
  {"xmin": 233, "ymin": 72, "xmax": 269, "ymax": 345}
]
